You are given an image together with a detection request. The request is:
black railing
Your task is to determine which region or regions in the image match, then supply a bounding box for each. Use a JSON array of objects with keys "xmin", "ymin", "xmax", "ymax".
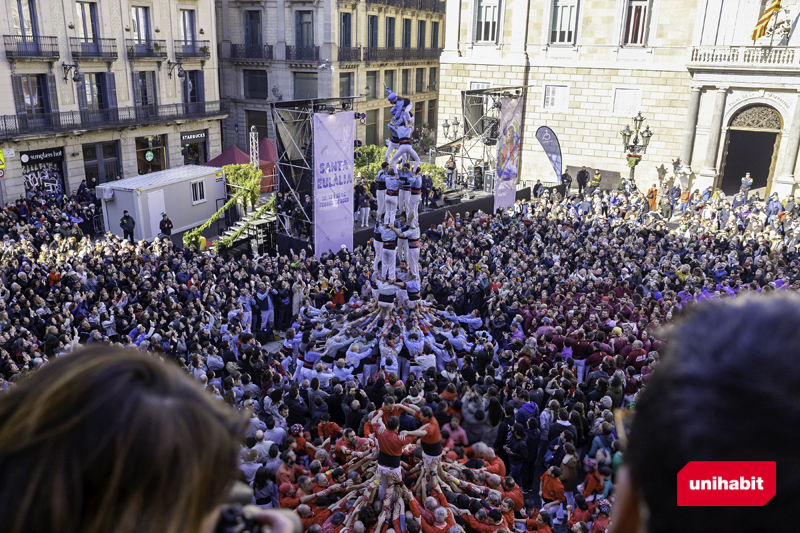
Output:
[
  {"xmin": 0, "ymin": 100, "xmax": 230, "ymax": 140},
  {"xmin": 174, "ymin": 39, "xmax": 211, "ymax": 60},
  {"xmin": 366, "ymin": 0, "xmax": 443, "ymax": 9},
  {"xmin": 70, "ymin": 37, "xmax": 118, "ymax": 60},
  {"xmin": 338, "ymin": 46, "xmax": 361, "ymax": 62},
  {"xmin": 227, "ymin": 43, "xmax": 274, "ymax": 60},
  {"xmin": 365, "ymin": 47, "xmax": 442, "ymax": 62},
  {"xmin": 126, "ymin": 39, "xmax": 168, "ymax": 60},
  {"xmin": 3, "ymin": 35, "xmax": 59, "ymax": 60},
  {"xmin": 285, "ymin": 45, "xmax": 320, "ymax": 61}
]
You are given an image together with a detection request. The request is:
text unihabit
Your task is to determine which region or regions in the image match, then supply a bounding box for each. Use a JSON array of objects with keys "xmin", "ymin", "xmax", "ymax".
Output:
[{"xmin": 689, "ymin": 476, "xmax": 765, "ymax": 491}]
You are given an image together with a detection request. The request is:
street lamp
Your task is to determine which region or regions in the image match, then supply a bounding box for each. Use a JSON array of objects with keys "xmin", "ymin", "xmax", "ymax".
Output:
[
  {"xmin": 620, "ymin": 112, "xmax": 655, "ymax": 182},
  {"xmin": 442, "ymin": 116, "xmax": 460, "ymax": 140}
]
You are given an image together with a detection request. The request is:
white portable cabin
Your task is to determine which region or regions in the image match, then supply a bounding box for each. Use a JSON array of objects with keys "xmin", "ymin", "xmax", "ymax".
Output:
[{"xmin": 96, "ymin": 165, "xmax": 226, "ymax": 241}]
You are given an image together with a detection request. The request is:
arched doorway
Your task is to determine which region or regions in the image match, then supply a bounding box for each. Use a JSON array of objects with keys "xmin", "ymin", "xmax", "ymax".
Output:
[{"xmin": 718, "ymin": 105, "xmax": 782, "ymax": 196}]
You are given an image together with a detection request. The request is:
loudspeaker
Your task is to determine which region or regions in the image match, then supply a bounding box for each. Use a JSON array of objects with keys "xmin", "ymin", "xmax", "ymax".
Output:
[
  {"xmin": 483, "ymin": 116, "xmax": 500, "ymax": 145},
  {"xmin": 431, "ymin": 199, "xmax": 445, "ymax": 208},
  {"xmin": 444, "ymin": 197, "xmax": 461, "ymax": 206},
  {"xmin": 464, "ymin": 95, "xmax": 484, "ymax": 137}
]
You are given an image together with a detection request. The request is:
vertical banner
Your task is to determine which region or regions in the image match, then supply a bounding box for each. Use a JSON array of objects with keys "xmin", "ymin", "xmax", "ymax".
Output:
[
  {"xmin": 314, "ymin": 111, "xmax": 355, "ymax": 256},
  {"xmin": 535, "ymin": 126, "xmax": 563, "ymax": 184},
  {"xmin": 494, "ymin": 97, "xmax": 523, "ymax": 213}
]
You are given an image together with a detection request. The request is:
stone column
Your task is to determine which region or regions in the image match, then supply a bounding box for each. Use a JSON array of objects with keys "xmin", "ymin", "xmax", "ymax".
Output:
[
  {"xmin": 276, "ymin": 0, "xmax": 287, "ymax": 60},
  {"xmin": 697, "ymin": 86, "xmax": 728, "ymax": 190},
  {"xmin": 680, "ymin": 86, "xmax": 702, "ymax": 169},
  {"xmin": 773, "ymin": 92, "xmax": 800, "ymax": 196},
  {"xmin": 443, "ymin": 0, "xmax": 460, "ymax": 53}
]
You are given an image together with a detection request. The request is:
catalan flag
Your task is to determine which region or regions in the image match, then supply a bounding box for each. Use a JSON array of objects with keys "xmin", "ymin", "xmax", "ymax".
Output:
[{"xmin": 751, "ymin": 0, "xmax": 781, "ymax": 41}]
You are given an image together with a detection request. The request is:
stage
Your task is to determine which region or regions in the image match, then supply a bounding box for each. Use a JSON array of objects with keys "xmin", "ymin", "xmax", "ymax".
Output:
[{"xmin": 275, "ymin": 187, "xmax": 532, "ymax": 255}]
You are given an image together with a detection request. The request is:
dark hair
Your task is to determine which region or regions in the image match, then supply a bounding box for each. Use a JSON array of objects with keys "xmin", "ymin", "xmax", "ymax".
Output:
[
  {"xmin": 0, "ymin": 346, "xmax": 247, "ymax": 533},
  {"xmin": 628, "ymin": 297, "xmax": 800, "ymax": 533}
]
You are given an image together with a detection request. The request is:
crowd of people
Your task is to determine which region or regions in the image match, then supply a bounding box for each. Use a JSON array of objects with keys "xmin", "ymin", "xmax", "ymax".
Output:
[{"xmin": 1, "ymin": 167, "xmax": 798, "ymax": 533}]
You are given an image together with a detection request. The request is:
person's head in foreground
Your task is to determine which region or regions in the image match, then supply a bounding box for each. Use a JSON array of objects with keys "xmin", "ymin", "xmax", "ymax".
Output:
[
  {"xmin": 612, "ymin": 296, "xmax": 796, "ymax": 533},
  {"xmin": 0, "ymin": 345, "xmax": 248, "ymax": 533}
]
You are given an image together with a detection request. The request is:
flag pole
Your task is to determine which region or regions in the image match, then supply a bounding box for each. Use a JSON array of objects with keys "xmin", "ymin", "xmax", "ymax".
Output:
[{"xmin": 769, "ymin": 5, "xmax": 781, "ymax": 47}]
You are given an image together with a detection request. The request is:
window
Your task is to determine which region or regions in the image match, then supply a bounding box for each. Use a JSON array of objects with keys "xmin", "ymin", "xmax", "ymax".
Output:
[
  {"xmin": 244, "ymin": 11, "xmax": 262, "ymax": 46},
  {"xmin": 296, "ymin": 11, "xmax": 313, "ymax": 47},
  {"xmin": 383, "ymin": 107, "xmax": 393, "ymax": 144},
  {"xmin": 384, "ymin": 70, "xmax": 394, "ymax": 91},
  {"xmin": 83, "ymin": 141, "xmax": 119, "ymax": 184},
  {"xmin": 386, "ymin": 17, "xmax": 396, "ymax": 47},
  {"xmin": 551, "ymin": 0, "xmax": 578, "ymax": 44},
  {"xmin": 13, "ymin": 74, "xmax": 46, "ymax": 117},
  {"xmin": 130, "ymin": 6, "xmax": 150, "ymax": 43},
  {"xmin": 132, "ymin": 71, "xmax": 157, "ymax": 106},
  {"xmin": 402, "ymin": 19, "xmax": 412, "ymax": 48},
  {"xmin": 191, "ymin": 180, "xmax": 206, "ymax": 204},
  {"xmin": 11, "ymin": 0, "xmax": 37, "ymax": 38},
  {"xmin": 339, "ymin": 72, "xmax": 352, "ymax": 97},
  {"xmin": 612, "ymin": 87, "xmax": 642, "ymax": 116},
  {"xmin": 470, "ymin": 81, "xmax": 490, "ymax": 90},
  {"xmin": 340, "ymin": 12, "xmax": 352, "ymax": 48},
  {"xmin": 368, "ymin": 15, "xmax": 379, "ymax": 48},
  {"xmin": 418, "ymin": 21, "xmax": 427, "ymax": 48},
  {"xmin": 402, "ymin": 69, "xmax": 410, "ymax": 95},
  {"xmin": 135, "ymin": 134, "xmax": 167, "ymax": 174},
  {"xmin": 431, "ymin": 21, "xmax": 440, "ymax": 48},
  {"xmin": 623, "ymin": 0, "xmax": 648, "ymax": 45},
  {"xmin": 429, "ymin": 67, "xmax": 437, "ymax": 91},
  {"xmin": 75, "ymin": 2, "xmax": 98, "ymax": 42},
  {"xmin": 365, "ymin": 109, "xmax": 378, "ymax": 146},
  {"xmin": 180, "ymin": 10, "xmax": 196, "ymax": 42},
  {"xmin": 246, "ymin": 110, "xmax": 269, "ymax": 142},
  {"xmin": 415, "ymin": 68, "xmax": 424, "ymax": 93},
  {"xmin": 366, "ymin": 71, "xmax": 378, "ymax": 99},
  {"xmin": 542, "ymin": 84, "xmax": 568, "ymax": 111},
  {"xmin": 293, "ymin": 72, "xmax": 318, "ymax": 99},
  {"xmin": 183, "ymin": 71, "xmax": 205, "ymax": 105},
  {"xmin": 428, "ymin": 99, "xmax": 437, "ymax": 130},
  {"xmin": 244, "ymin": 70, "xmax": 269, "ymax": 99},
  {"xmin": 82, "ymin": 73, "xmax": 106, "ymax": 111},
  {"xmin": 475, "ymin": 0, "xmax": 499, "ymax": 42}
]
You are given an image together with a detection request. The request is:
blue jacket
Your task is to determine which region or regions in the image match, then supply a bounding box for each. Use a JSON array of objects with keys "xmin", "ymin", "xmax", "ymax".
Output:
[{"xmin": 515, "ymin": 402, "xmax": 540, "ymax": 430}]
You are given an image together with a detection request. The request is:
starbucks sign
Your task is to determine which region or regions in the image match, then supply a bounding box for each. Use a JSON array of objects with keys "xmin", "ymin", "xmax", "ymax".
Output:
[{"xmin": 145, "ymin": 150, "xmax": 154, "ymax": 162}]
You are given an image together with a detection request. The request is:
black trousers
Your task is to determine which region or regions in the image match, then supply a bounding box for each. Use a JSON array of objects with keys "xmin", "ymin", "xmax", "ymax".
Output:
[{"xmin": 123, "ymin": 230, "xmax": 134, "ymax": 241}]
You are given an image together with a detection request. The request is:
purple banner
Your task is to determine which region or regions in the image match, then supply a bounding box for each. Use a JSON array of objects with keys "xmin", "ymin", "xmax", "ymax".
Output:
[
  {"xmin": 314, "ymin": 112, "xmax": 355, "ymax": 255},
  {"xmin": 494, "ymin": 97, "xmax": 523, "ymax": 213},
  {"xmin": 535, "ymin": 126, "xmax": 563, "ymax": 184}
]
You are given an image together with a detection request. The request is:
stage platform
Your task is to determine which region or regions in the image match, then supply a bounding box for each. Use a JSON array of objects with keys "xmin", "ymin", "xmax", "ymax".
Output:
[{"xmin": 275, "ymin": 187, "xmax": 531, "ymax": 255}]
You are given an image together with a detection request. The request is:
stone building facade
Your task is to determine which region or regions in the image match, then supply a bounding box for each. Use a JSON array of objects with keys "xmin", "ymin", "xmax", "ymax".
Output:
[
  {"xmin": 439, "ymin": 0, "xmax": 800, "ymax": 196},
  {"xmin": 217, "ymin": 0, "xmax": 444, "ymax": 150},
  {"xmin": 0, "ymin": 0, "xmax": 227, "ymax": 203}
]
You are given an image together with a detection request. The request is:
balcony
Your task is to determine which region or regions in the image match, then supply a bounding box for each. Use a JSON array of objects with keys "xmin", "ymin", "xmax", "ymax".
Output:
[
  {"xmin": 338, "ymin": 46, "xmax": 361, "ymax": 63},
  {"xmin": 366, "ymin": 0, "xmax": 445, "ymax": 11},
  {"xmin": 225, "ymin": 44, "xmax": 274, "ymax": 61},
  {"xmin": 70, "ymin": 37, "xmax": 118, "ymax": 61},
  {"xmin": 0, "ymin": 100, "xmax": 230, "ymax": 140},
  {"xmin": 174, "ymin": 39, "xmax": 211, "ymax": 60},
  {"xmin": 365, "ymin": 47, "xmax": 442, "ymax": 62},
  {"xmin": 687, "ymin": 46, "xmax": 800, "ymax": 72},
  {"xmin": 3, "ymin": 35, "xmax": 59, "ymax": 61},
  {"xmin": 126, "ymin": 39, "xmax": 168, "ymax": 61},
  {"xmin": 285, "ymin": 45, "xmax": 320, "ymax": 61}
]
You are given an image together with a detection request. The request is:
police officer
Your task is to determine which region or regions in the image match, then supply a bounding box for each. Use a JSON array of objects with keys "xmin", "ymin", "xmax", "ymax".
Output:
[
  {"xmin": 119, "ymin": 210, "xmax": 135, "ymax": 242},
  {"xmin": 159, "ymin": 213, "xmax": 173, "ymax": 237}
]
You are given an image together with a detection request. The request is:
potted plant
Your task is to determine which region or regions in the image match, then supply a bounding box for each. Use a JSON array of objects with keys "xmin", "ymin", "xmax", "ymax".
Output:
[{"xmin": 200, "ymin": 45, "xmax": 210, "ymax": 54}]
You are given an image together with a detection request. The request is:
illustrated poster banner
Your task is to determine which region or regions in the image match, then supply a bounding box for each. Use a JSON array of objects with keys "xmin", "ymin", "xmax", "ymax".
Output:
[
  {"xmin": 494, "ymin": 97, "xmax": 523, "ymax": 212},
  {"xmin": 314, "ymin": 111, "xmax": 355, "ymax": 256}
]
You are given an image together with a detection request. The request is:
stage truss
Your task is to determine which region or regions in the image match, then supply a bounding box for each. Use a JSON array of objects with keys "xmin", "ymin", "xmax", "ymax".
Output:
[
  {"xmin": 270, "ymin": 97, "xmax": 359, "ymax": 240},
  {"xmin": 435, "ymin": 85, "xmax": 530, "ymax": 193}
]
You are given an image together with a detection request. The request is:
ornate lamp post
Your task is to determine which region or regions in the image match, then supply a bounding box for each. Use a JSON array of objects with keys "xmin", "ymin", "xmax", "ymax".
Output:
[
  {"xmin": 442, "ymin": 116, "xmax": 460, "ymax": 140},
  {"xmin": 620, "ymin": 112, "xmax": 654, "ymax": 182}
]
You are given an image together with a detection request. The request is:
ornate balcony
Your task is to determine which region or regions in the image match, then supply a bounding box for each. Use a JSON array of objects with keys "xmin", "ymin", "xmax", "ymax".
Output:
[
  {"xmin": 70, "ymin": 37, "xmax": 118, "ymax": 61},
  {"xmin": 3, "ymin": 35, "xmax": 59, "ymax": 61},
  {"xmin": 687, "ymin": 46, "xmax": 800, "ymax": 72}
]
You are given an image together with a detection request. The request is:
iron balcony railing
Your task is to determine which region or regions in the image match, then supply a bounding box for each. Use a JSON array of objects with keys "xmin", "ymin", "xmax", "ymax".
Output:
[
  {"xmin": 366, "ymin": 0, "xmax": 444, "ymax": 11},
  {"xmin": 285, "ymin": 45, "xmax": 320, "ymax": 61},
  {"xmin": 227, "ymin": 43, "xmax": 274, "ymax": 60},
  {"xmin": 0, "ymin": 100, "xmax": 230, "ymax": 140},
  {"xmin": 338, "ymin": 46, "xmax": 361, "ymax": 62},
  {"xmin": 174, "ymin": 39, "xmax": 211, "ymax": 60},
  {"xmin": 70, "ymin": 37, "xmax": 118, "ymax": 60},
  {"xmin": 365, "ymin": 47, "xmax": 442, "ymax": 62},
  {"xmin": 3, "ymin": 35, "xmax": 59, "ymax": 61},
  {"xmin": 126, "ymin": 39, "xmax": 168, "ymax": 60}
]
